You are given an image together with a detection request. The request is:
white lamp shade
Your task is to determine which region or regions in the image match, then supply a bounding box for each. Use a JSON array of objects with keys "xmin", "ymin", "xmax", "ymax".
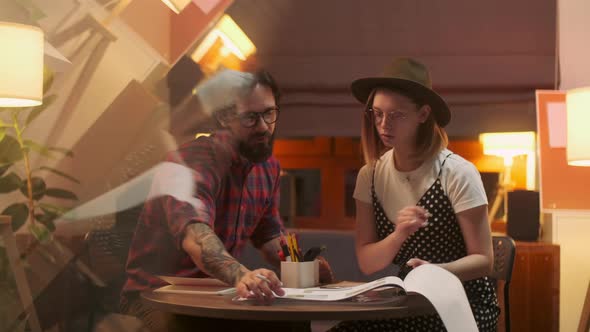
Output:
[
  {"xmin": 0, "ymin": 22, "xmax": 44, "ymax": 107},
  {"xmin": 566, "ymin": 87, "xmax": 590, "ymax": 166},
  {"xmin": 161, "ymin": 0, "xmax": 192, "ymax": 14},
  {"xmin": 479, "ymin": 132, "xmax": 536, "ymax": 159}
]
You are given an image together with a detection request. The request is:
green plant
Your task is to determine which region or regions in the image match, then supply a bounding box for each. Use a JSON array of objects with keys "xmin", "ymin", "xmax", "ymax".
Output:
[{"xmin": 0, "ymin": 66, "xmax": 79, "ymax": 236}]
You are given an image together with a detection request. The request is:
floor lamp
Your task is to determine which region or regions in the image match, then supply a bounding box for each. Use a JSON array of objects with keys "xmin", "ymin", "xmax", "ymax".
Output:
[
  {"xmin": 0, "ymin": 21, "xmax": 45, "ymax": 332},
  {"xmin": 566, "ymin": 87, "xmax": 590, "ymax": 332},
  {"xmin": 479, "ymin": 132, "xmax": 536, "ymax": 222},
  {"xmin": 567, "ymin": 87, "xmax": 590, "ymax": 167}
]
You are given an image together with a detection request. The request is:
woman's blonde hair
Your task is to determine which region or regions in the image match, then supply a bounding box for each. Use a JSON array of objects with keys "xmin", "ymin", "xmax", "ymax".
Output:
[{"xmin": 360, "ymin": 88, "xmax": 448, "ymax": 166}]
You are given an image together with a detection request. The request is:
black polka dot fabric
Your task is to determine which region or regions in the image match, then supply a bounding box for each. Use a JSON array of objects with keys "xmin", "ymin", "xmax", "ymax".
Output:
[{"xmin": 330, "ymin": 154, "xmax": 499, "ymax": 332}]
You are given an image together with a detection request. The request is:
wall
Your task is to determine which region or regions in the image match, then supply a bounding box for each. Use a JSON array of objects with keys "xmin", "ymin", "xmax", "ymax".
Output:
[
  {"xmin": 120, "ymin": 0, "xmax": 172, "ymax": 62},
  {"xmin": 543, "ymin": 210, "xmax": 590, "ymax": 332},
  {"xmin": 559, "ymin": 0, "xmax": 590, "ymax": 90},
  {"xmin": 120, "ymin": 0, "xmax": 233, "ymax": 66},
  {"xmin": 170, "ymin": 0, "xmax": 233, "ymax": 65},
  {"xmin": 229, "ymin": 0, "xmax": 556, "ymax": 138},
  {"xmin": 536, "ymin": 90, "xmax": 590, "ymax": 331},
  {"xmin": 27, "ymin": 0, "xmax": 164, "ymax": 157},
  {"xmin": 535, "ymin": 91, "xmax": 590, "ymax": 209}
]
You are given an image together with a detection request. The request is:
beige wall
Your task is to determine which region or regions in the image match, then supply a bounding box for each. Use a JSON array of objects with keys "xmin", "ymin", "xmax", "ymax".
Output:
[
  {"xmin": 559, "ymin": 0, "xmax": 590, "ymax": 90},
  {"xmin": 120, "ymin": 0, "xmax": 172, "ymax": 63},
  {"xmin": 27, "ymin": 0, "xmax": 164, "ymax": 157}
]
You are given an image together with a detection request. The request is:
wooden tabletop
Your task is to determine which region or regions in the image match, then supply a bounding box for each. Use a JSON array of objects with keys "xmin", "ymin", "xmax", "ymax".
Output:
[{"xmin": 141, "ymin": 289, "xmax": 435, "ymax": 321}]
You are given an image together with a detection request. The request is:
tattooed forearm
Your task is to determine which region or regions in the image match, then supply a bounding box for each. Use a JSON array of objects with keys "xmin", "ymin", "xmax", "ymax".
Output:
[{"xmin": 185, "ymin": 223, "xmax": 247, "ymax": 286}]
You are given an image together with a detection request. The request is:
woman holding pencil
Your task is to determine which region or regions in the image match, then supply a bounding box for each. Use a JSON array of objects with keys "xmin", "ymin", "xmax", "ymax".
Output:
[{"xmin": 330, "ymin": 58, "xmax": 499, "ymax": 331}]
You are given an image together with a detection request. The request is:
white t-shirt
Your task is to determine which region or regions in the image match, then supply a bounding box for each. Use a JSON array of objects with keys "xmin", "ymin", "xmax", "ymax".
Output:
[{"xmin": 353, "ymin": 149, "xmax": 488, "ymax": 222}]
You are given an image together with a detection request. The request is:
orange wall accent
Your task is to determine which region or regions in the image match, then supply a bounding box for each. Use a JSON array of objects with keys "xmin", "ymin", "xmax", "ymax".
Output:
[{"xmin": 536, "ymin": 90, "xmax": 590, "ymax": 209}]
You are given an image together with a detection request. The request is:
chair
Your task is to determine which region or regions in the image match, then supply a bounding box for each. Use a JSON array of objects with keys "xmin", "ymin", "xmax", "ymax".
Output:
[
  {"xmin": 84, "ymin": 228, "xmax": 136, "ymax": 331},
  {"xmin": 491, "ymin": 235, "xmax": 516, "ymax": 332}
]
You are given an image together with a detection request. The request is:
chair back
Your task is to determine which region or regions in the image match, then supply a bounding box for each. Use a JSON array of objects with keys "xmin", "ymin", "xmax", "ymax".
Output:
[
  {"xmin": 492, "ymin": 235, "xmax": 516, "ymax": 282},
  {"xmin": 492, "ymin": 235, "xmax": 516, "ymax": 332},
  {"xmin": 85, "ymin": 228, "xmax": 135, "ymax": 312},
  {"xmin": 84, "ymin": 202, "xmax": 142, "ymax": 330}
]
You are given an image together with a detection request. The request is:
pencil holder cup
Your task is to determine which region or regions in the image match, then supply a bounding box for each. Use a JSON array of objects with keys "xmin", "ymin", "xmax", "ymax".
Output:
[{"xmin": 280, "ymin": 260, "xmax": 319, "ymax": 288}]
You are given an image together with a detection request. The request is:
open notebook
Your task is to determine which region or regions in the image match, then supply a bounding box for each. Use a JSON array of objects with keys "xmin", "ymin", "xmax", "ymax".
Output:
[
  {"xmin": 155, "ymin": 276, "xmax": 236, "ymax": 295},
  {"xmin": 235, "ymin": 265, "xmax": 480, "ymax": 332}
]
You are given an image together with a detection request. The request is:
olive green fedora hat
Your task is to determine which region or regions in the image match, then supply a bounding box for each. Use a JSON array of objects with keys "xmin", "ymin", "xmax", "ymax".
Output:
[{"xmin": 351, "ymin": 57, "xmax": 451, "ymax": 127}]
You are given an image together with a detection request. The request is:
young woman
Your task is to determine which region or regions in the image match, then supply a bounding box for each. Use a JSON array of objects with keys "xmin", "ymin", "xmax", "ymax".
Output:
[{"xmin": 331, "ymin": 58, "xmax": 499, "ymax": 331}]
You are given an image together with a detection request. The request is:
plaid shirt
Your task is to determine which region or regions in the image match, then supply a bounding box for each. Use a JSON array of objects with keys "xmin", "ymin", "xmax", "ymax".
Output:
[{"xmin": 122, "ymin": 131, "xmax": 284, "ymax": 300}]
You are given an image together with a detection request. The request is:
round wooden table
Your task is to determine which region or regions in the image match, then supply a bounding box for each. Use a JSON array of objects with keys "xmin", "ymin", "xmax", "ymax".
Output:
[{"xmin": 141, "ymin": 289, "xmax": 435, "ymax": 322}]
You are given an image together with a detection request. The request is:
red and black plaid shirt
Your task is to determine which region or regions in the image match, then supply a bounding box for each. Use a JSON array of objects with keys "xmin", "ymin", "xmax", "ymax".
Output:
[{"xmin": 122, "ymin": 131, "xmax": 284, "ymax": 300}]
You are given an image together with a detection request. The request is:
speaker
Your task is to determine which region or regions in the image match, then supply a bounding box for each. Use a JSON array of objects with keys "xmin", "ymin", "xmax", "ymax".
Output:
[{"xmin": 507, "ymin": 190, "xmax": 540, "ymax": 241}]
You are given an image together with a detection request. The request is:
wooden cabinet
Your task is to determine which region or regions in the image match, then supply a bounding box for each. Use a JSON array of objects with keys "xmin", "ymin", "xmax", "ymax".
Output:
[
  {"xmin": 507, "ymin": 241, "xmax": 560, "ymax": 332},
  {"xmin": 274, "ymin": 137, "xmax": 363, "ymax": 230}
]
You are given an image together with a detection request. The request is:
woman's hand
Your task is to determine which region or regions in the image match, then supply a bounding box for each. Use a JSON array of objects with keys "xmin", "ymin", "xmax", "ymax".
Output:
[
  {"xmin": 316, "ymin": 256, "xmax": 335, "ymax": 284},
  {"xmin": 406, "ymin": 258, "xmax": 430, "ymax": 268},
  {"xmin": 394, "ymin": 206, "xmax": 431, "ymax": 238},
  {"xmin": 235, "ymin": 268, "xmax": 284, "ymax": 304}
]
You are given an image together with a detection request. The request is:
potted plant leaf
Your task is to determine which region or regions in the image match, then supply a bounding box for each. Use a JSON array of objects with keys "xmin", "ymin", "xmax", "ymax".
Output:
[
  {"xmin": 0, "ymin": 66, "xmax": 79, "ymax": 236},
  {"xmin": 0, "ymin": 66, "xmax": 80, "ymax": 330}
]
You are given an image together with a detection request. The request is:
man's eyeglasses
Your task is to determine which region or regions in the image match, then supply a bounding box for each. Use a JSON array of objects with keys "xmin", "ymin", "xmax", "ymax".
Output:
[
  {"xmin": 237, "ymin": 107, "xmax": 280, "ymax": 128},
  {"xmin": 367, "ymin": 108, "xmax": 409, "ymax": 124}
]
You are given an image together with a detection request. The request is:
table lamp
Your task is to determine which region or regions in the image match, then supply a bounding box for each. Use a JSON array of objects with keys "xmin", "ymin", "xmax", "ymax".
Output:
[
  {"xmin": 566, "ymin": 87, "xmax": 590, "ymax": 167},
  {"xmin": 479, "ymin": 131, "xmax": 536, "ymax": 222},
  {"xmin": 0, "ymin": 21, "xmax": 44, "ymax": 107}
]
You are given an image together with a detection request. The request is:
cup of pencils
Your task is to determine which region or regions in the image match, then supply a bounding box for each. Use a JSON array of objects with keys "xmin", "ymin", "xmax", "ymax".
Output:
[
  {"xmin": 278, "ymin": 232, "xmax": 323, "ymax": 288},
  {"xmin": 280, "ymin": 260, "xmax": 319, "ymax": 288}
]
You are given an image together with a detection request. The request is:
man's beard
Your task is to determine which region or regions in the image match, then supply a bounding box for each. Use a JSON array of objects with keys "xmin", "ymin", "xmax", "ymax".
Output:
[{"xmin": 239, "ymin": 131, "xmax": 275, "ymax": 163}]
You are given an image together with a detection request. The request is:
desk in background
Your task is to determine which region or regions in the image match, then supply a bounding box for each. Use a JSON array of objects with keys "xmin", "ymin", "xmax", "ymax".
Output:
[
  {"xmin": 509, "ymin": 241, "xmax": 560, "ymax": 332},
  {"xmin": 492, "ymin": 222, "xmax": 560, "ymax": 332}
]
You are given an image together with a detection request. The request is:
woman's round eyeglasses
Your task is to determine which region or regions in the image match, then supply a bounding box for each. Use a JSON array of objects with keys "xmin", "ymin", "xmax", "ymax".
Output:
[{"xmin": 367, "ymin": 108, "xmax": 409, "ymax": 124}]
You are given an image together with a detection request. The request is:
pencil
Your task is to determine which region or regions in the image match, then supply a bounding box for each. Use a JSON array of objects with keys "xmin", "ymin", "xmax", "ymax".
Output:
[{"xmin": 255, "ymin": 273, "xmax": 271, "ymax": 284}]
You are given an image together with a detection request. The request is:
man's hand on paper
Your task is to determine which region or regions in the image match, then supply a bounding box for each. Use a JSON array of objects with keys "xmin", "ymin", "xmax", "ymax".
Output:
[
  {"xmin": 406, "ymin": 258, "xmax": 430, "ymax": 268},
  {"xmin": 235, "ymin": 268, "xmax": 284, "ymax": 304}
]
